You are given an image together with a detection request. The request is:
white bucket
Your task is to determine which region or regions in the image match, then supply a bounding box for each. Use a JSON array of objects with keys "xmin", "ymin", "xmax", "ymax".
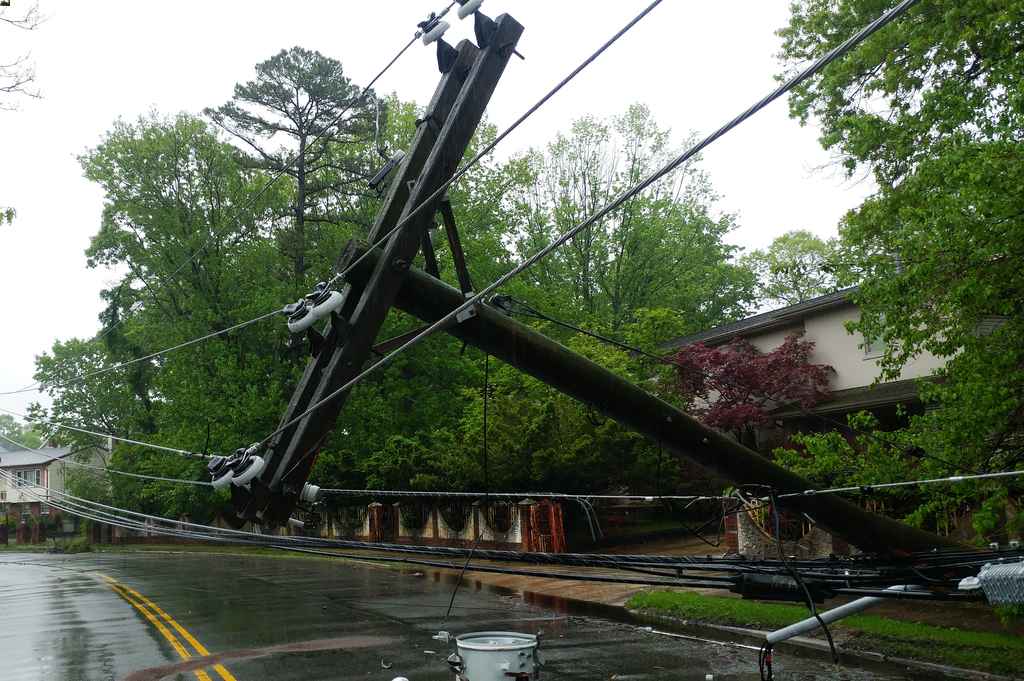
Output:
[{"xmin": 451, "ymin": 631, "xmax": 540, "ymax": 680}]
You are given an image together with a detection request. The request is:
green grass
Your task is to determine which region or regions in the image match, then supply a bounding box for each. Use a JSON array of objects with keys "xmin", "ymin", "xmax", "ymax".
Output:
[{"xmin": 628, "ymin": 590, "xmax": 1024, "ymax": 676}]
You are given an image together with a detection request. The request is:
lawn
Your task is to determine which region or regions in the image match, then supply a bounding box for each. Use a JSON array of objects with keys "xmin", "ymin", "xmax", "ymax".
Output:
[{"xmin": 628, "ymin": 590, "xmax": 1024, "ymax": 676}]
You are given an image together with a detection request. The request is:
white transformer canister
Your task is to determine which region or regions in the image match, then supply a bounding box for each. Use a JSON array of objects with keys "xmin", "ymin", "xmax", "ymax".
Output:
[{"xmin": 450, "ymin": 632, "xmax": 540, "ymax": 680}]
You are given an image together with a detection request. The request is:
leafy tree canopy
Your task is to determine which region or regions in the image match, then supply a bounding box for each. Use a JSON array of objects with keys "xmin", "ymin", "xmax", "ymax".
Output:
[
  {"xmin": 777, "ymin": 0, "xmax": 1024, "ymax": 536},
  {"xmin": 0, "ymin": 414, "xmax": 42, "ymax": 449},
  {"xmin": 741, "ymin": 229, "xmax": 842, "ymax": 307}
]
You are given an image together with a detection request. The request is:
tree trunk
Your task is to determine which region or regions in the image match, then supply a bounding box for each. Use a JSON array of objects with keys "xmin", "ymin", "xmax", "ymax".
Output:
[{"xmin": 295, "ymin": 134, "xmax": 307, "ymax": 284}]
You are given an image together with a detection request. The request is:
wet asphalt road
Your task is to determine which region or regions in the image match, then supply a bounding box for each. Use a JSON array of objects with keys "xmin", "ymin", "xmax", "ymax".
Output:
[{"xmin": 0, "ymin": 551, "xmax": 925, "ymax": 681}]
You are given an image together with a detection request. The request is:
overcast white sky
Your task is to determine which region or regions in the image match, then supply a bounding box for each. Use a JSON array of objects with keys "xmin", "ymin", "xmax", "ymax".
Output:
[{"xmin": 0, "ymin": 1, "xmax": 873, "ymax": 415}]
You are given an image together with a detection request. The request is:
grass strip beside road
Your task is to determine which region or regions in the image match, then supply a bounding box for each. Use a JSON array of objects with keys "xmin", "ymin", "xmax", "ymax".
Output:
[
  {"xmin": 628, "ymin": 590, "xmax": 1024, "ymax": 676},
  {"xmin": 100, "ymin": 573, "xmax": 236, "ymax": 681}
]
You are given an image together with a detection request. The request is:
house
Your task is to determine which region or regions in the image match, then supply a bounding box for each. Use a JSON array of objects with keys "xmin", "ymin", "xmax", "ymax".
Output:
[
  {"xmin": 660, "ymin": 287, "xmax": 946, "ymax": 451},
  {"xmin": 0, "ymin": 439, "xmax": 79, "ymax": 535}
]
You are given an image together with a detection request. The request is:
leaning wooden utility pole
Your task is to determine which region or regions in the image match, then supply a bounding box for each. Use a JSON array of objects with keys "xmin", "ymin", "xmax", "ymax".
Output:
[
  {"xmin": 340, "ymin": 243, "xmax": 961, "ymax": 555},
  {"xmin": 225, "ymin": 15, "xmax": 525, "ymax": 527}
]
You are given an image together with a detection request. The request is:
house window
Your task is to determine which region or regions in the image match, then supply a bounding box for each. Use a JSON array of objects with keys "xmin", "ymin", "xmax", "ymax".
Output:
[
  {"xmin": 862, "ymin": 313, "xmax": 886, "ymax": 359},
  {"xmin": 0, "ymin": 491, "xmax": 5, "ymax": 501},
  {"xmin": 15, "ymin": 469, "xmax": 41, "ymax": 486},
  {"xmin": 862, "ymin": 333, "xmax": 884, "ymax": 358}
]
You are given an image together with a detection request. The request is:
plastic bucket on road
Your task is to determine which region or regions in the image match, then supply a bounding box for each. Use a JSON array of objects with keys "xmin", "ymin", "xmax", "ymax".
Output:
[{"xmin": 450, "ymin": 631, "xmax": 540, "ymax": 680}]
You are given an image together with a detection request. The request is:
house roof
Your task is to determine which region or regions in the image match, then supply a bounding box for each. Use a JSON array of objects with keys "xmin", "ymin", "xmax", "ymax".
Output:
[
  {"xmin": 0, "ymin": 443, "xmax": 73, "ymax": 468},
  {"xmin": 660, "ymin": 287, "xmax": 858, "ymax": 350}
]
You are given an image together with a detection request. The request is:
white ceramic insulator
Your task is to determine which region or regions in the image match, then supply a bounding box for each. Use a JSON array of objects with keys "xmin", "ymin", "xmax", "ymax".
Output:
[
  {"xmin": 421, "ymin": 20, "xmax": 450, "ymax": 45},
  {"xmin": 311, "ymin": 290, "xmax": 344, "ymax": 319},
  {"xmin": 231, "ymin": 455, "xmax": 265, "ymax": 486},
  {"xmin": 300, "ymin": 483, "xmax": 321, "ymax": 504},
  {"xmin": 457, "ymin": 0, "xmax": 483, "ymax": 19},
  {"xmin": 287, "ymin": 310, "xmax": 317, "ymax": 333},
  {"xmin": 212, "ymin": 470, "xmax": 235, "ymax": 489}
]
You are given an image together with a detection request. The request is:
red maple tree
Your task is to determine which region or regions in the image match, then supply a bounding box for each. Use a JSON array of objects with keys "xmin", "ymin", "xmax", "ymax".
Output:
[{"xmin": 671, "ymin": 333, "xmax": 833, "ymax": 433}]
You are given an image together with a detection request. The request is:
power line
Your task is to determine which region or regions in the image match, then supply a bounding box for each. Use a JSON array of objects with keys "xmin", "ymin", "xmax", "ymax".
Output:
[
  {"xmin": 0, "ymin": 405, "xmax": 205, "ymax": 459},
  {"xmin": 320, "ymin": 0, "xmax": 669, "ymax": 294},
  {"xmin": 0, "ymin": 310, "xmax": 281, "ymax": 397},
  {"xmin": 0, "ymin": 433, "xmax": 211, "ymax": 487},
  {"xmin": 64, "ymin": 4, "xmax": 446, "ymax": 358},
  {"xmin": 256, "ymin": 0, "xmax": 922, "ymax": 448},
  {"xmin": 317, "ymin": 488, "xmax": 728, "ymax": 502},
  {"xmin": 5, "ymin": 0, "xmax": 649, "ymax": 402},
  {"xmin": 8, "ymin": 469, "xmax": 1017, "ymax": 589},
  {"xmin": 777, "ymin": 468, "xmax": 1024, "ymax": 499},
  {"xmin": 492, "ymin": 295, "xmax": 674, "ymax": 365}
]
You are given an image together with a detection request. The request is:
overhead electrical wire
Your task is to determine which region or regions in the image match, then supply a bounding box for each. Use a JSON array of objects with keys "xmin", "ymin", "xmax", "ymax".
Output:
[
  {"xmin": 492, "ymin": 295, "xmax": 674, "ymax": 365},
  {"xmin": 0, "ymin": 310, "xmax": 281, "ymax": 397},
  {"xmin": 10, "ymin": 467, "xmax": 1004, "ymax": 578},
  {"xmin": 321, "ymin": 0, "xmax": 669, "ymax": 293},
  {"xmin": 4, "ymin": 465, "xmax": 1016, "ymax": 598},
  {"xmin": 8, "ymin": 477, "xmax": 1008, "ymax": 602},
  {"xmin": 0, "ymin": 2, "xmax": 449, "ymax": 396},
  {"xmin": 0, "ymin": 405, "xmax": 206, "ymax": 459},
  {"xmin": 317, "ymin": 488, "xmax": 729, "ymax": 502},
  {"xmin": 255, "ymin": 0, "xmax": 924, "ymax": 449},
  {"xmin": 0, "ymin": 433, "xmax": 211, "ymax": 487},
  {"xmin": 776, "ymin": 469, "xmax": 1024, "ymax": 499}
]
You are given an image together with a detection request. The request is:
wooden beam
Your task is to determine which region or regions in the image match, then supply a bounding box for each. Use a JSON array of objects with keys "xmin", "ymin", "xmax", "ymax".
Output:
[
  {"xmin": 438, "ymin": 198, "xmax": 474, "ymax": 294},
  {"xmin": 342, "ymin": 243, "xmax": 963, "ymax": 555}
]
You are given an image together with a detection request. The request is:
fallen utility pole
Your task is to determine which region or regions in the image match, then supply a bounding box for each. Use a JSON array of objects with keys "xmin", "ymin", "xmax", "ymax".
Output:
[{"xmin": 341, "ymin": 242, "xmax": 961, "ymax": 555}]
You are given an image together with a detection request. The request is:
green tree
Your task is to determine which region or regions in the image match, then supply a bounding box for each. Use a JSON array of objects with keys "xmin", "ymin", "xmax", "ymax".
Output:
[
  {"xmin": 515, "ymin": 104, "xmax": 754, "ymax": 332},
  {"xmin": 205, "ymin": 47, "xmax": 378, "ymax": 285},
  {"xmin": 0, "ymin": 414, "xmax": 42, "ymax": 449},
  {"xmin": 741, "ymin": 229, "xmax": 841, "ymax": 306},
  {"xmin": 777, "ymin": 0, "xmax": 1024, "ymax": 530}
]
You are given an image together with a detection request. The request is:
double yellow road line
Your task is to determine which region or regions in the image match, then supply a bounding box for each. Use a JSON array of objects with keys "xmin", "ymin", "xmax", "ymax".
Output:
[{"xmin": 99, "ymin": 573, "xmax": 237, "ymax": 681}]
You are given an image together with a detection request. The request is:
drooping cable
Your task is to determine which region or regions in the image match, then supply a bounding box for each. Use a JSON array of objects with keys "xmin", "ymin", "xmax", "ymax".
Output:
[
  {"xmin": 15, "ymin": 4, "xmax": 439, "ymax": 380},
  {"xmin": 0, "ymin": 406, "xmax": 206, "ymax": 459},
  {"xmin": 776, "ymin": 469, "xmax": 1024, "ymax": 499},
  {"xmin": 321, "ymin": 0, "xmax": 669, "ymax": 293},
  {"xmin": 317, "ymin": 488, "xmax": 728, "ymax": 502},
  {"xmin": 0, "ymin": 310, "xmax": 281, "ymax": 396},
  {"xmin": 0, "ymin": 433, "xmax": 211, "ymax": 487},
  {"xmin": 256, "ymin": 0, "xmax": 922, "ymax": 448},
  {"xmin": 769, "ymin": 487, "xmax": 838, "ymax": 664},
  {"xmin": 5, "ymin": 468, "xmax": 1011, "ymax": 590},
  {"xmin": 495, "ymin": 295, "xmax": 673, "ymax": 365}
]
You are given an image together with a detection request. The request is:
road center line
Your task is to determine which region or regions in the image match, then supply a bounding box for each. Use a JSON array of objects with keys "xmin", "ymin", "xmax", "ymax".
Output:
[{"xmin": 100, "ymin": 573, "xmax": 235, "ymax": 681}]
